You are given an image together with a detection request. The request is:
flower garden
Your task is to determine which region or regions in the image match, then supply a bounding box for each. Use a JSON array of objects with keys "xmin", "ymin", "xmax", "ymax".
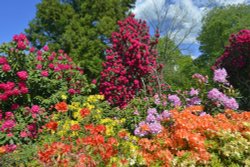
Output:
[{"xmin": 0, "ymin": 15, "xmax": 250, "ymax": 167}]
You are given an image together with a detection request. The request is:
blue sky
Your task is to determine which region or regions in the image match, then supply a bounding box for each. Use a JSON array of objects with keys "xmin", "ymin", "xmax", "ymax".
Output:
[
  {"xmin": 0, "ymin": 0, "xmax": 249, "ymax": 58},
  {"xmin": 0, "ymin": 0, "xmax": 41, "ymax": 44}
]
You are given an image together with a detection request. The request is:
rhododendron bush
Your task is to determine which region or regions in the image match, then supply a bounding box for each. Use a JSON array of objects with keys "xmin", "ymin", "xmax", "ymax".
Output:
[
  {"xmin": 100, "ymin": 14, "xmax": 162, "ymax": 108},
  {"xmin": 0, "ymin": 33, "xmax": 94, "ymax": 151},
  {"xmin": 214, "ymin": 29, "xmax": 250, "ymax": 109}
]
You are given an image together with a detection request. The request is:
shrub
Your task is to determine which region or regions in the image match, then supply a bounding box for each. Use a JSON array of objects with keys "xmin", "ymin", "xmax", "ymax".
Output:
[
  {"xmin": 0, "ymin": 33, "xmax": 94, "ymax": 150},
  {"xmin": 214, "ymin": 29, "xmax": 250, "ymax": 110},
  {"xmin": 100, "ymin": 14, "xmax": 161, "ymax": 108}
]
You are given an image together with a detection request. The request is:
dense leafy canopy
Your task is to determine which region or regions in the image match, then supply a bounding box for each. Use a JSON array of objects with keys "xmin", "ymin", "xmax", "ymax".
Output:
[
  {"xmin": 157, "ymin": 37, "xmax": 197, "ymax": 89},
  {"xmin": 195, "ymin": 4, "xmax": 250, "ymax": 75},
  {"xmin": 25, "ymin": 0, "xmax": 135, "ymax": 78}
]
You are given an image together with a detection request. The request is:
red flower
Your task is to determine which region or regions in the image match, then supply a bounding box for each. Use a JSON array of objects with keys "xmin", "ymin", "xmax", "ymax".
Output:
[
  {"xmin": 45, "ymin": 121, "xmax": 58, "ymax": 131},
  {"xmin": 70, "ymin": 124, "xmax": 81, "ymax": 131},
  {"xmin": 55, "ymin": 102, "xmax": 68, "ymax": 112},
  {"xmin": 80, "ymin": 108, "xmax": 90, "ymax": 118}
]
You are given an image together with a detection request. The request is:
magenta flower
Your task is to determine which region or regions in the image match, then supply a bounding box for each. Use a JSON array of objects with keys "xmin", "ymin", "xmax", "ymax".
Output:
[
  {"xmin": 0, "ymin": 57, "xmax": 8, "ymax": 64},
  {"xmin": 31, "ymin": 105, "xmax": 40, "ymax": 114},
  {"xmin": 2, "ymin": 64, "xmax": 11, "ymax": 72},
  {"xmin": 43, "ymin": 45, "xmax": 49, "ymax": 51},
  {"xmin": 1, "ymin": 120, "xmax": 16, "ymax": 131},
  {"xmin": 17, "ymin": 71, "xmax": 28, "ymax": 80},
  {"xmin": 41, "ymin": 70, "xmax": 49, "ymax": 77}
]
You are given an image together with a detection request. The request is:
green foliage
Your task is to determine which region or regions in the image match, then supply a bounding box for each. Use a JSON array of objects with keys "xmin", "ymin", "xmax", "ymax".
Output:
[
  {"xmin": 196, "ymin": 4, "xmax": 250, "ymax": 75},
  {"xmin": 206, "ymin": 131, "xmax": 250, "ymax": 166},
  {"xmin": 157, "ymin": 37, "xmax": 197, "ymax": 90},
  {"xmin": 25, "ymin": 0, "xmax": 135, "ymax": 78}
]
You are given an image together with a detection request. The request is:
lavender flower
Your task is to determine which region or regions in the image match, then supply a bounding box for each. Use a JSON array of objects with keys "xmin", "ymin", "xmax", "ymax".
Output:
[
  {"xmin": 213, "ymin": 68, "xmax": 228, "ymax": 84},
  {"xmin": 207, "ymin": 88, "xmax": 224, "ymax": 100},
  {"xmin": 222, "ymin": 97, "xmax": 239, "ymax": 110},
  {"xmin": 147, "ymin": 108, "xmax": 157, "ymax": 115},
  {"xmin": 189, "ymin": 88, "xmax": 199, "ymax": 96},
  {"xmin": 161, "ymin": 110, "xmax": 171, "ymax": 119},
  {"xmin": 187, "ymin": 97, "xmax": 201, "ymax": 106},
  {"xmin": 168, "ymin": 94, "xmax": 182, "ymax": 107},
  {"xmin": 148, "ymin": 122, "xmax": 162, "ymax": 134},
  {"xmin": 146, "ymin": 114, "xmax": 156, "ymax": 122}
]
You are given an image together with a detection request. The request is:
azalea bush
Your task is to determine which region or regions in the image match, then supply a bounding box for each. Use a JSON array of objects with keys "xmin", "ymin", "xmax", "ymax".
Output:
[{"xmin": 214, "ymin": 29, "xmax": 250, "ymax": 110}]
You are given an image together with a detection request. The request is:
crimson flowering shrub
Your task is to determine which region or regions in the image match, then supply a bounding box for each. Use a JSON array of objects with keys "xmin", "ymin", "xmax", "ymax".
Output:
[
  {"xmin": 100, "ymin": 14, "xmax": 161, "ymax": 108},
  {"xmin": 214, "ymin": 29, "xmax": 250, "ymax": 109},
  {"xmin": 0, "ymin": 33, "xmax": 93, "ymax": 151}
]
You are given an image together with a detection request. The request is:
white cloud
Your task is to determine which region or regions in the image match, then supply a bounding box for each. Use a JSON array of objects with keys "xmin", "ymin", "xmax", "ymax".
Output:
[{"xmin": 132, "ymin": 0, "xmax": 249, "ymax": 57}]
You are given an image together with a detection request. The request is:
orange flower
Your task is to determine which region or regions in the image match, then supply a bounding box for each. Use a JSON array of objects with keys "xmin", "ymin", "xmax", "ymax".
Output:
[
  {"xmin": 80, "ymin": 108, "xmax": 90, "ymax": 118},
  {"xmin": 0, "ymin": 146, "xmax": 6, "ymax": 154},
  {"xmin": 45, "ymin": 121, "xmax": 58, "ymax": 131},
  {"xmin": 118, "ymin": 131, "xmax": 128, "ymax": 139},
  {"xmin": 70, "ymin": 124, "xmax": 81, "ymax": 131},
  {"xmin": 55, "ymin": 102, "xmax": 68, "ymax": 112}
]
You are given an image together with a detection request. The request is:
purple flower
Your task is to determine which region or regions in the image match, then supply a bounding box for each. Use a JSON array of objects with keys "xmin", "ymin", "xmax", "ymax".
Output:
[
  {"xmin": 147, "ymin": 108, "xmax": 157, "ymax": 115},
  {"xmin": 189, "ymin": 88, "xmax": 199, "ymax": 96},
  {"xmin": 168, "ymin": 94, "xmax": 181, "ymax": 107},
  {"xmin": 213, "ymin": 68, "xmax": 228, "ymax": 84},
  {"xmin": 222, "ymin": 97, "xmax": 239, "ymax": 110},
  {"xmin": 207, "ymin": 88, "xmax": 224, "ymax": 100},
  {"xmin": 146, "ymin": 114, "xmax": 156, "ymax": 122},
  {"xmin": 161, "ymin": 110, "xmax": 171, "ymax": 119},
  {"xmin": 199, "ymin": 112, "xmax": 207, "ymax": 116},
  {"xmin": 148, "ymin": 122, "xmax": 162, "ymax": 134},
  {"xmin": 187, "ymin": 97, "xmax": 201, "ymax": 106}
]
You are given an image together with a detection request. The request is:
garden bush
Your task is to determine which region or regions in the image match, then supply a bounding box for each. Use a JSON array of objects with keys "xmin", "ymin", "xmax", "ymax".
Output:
[
  {"xmin": 214, "ymin": 29, "xmax": 250, "ymax": 110},
  {"xmin": 100, "ymin": 14, "xmax": 161, "ymax": 108},
  {"xmin": 0, "ymin": 33, "xmax": 94, "ymax": 151}
]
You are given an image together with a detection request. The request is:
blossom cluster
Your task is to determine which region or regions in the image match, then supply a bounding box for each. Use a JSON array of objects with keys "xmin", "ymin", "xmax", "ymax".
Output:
[
  {"xmin": 100, "ymin": 14, "xmax": 160, "ymax": 108},
  {"xmin": 207, "ymin": 88, "xmax": 238, "ymax": 110}
]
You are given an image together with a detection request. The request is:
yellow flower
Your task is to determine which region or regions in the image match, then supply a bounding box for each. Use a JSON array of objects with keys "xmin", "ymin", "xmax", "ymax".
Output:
[{"xmin": 61, "ymin": 94, "xmax": 67, "ymax": 100}]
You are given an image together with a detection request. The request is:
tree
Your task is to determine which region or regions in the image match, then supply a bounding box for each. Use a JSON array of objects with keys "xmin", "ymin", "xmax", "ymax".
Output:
[
  {"xmin": 196, "ymin": 4, "xmax": 250, "ymax": 74},
  {"xmin": 157, "ymin": 36, "xmax": 197, "ymax": 89},
  {"xmin": 25, "ymin": 0, "xmax": 135, "ymax": 78}
]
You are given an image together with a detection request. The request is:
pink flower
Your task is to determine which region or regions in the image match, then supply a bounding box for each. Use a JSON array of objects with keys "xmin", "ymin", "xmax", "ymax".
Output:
[
  {"xmin": 41, "ymin": 70, "xmax": 49, "ymax": 77},
  {"xmin": 0, "ymin": 57, "xmax": 7, "ymax": 64},
  {"xmin": 1, "ymin": 120, "xmax": 16, "ymax": 131},
  {"xmin": 31, "ymin": 105, "xmax": 40, "ymax": 114},
  {"xmin": 11, "ymin": 103, "xmax": 19, "ymax": 110},
  {"xmin": 5, "ymin": 112, "xmax": 14, "ymax": 119},
  {"xmin": 43, "ymin": 45, "xmax": 49, "ymax": 51},
  {"xmin": 2, "ymin": 64, "xmax": 11, "ymax": 72},
  {"xmin": 7, "ymin": 133, "xmax": 13, "ymax": 137},
  {"xmin": 92, "ymin": 79, "xmax": 97, "ymax": 84},
  {"xmin": 36, "ymin": 64, "xmax": 42, "ymax": 70},
  {"xmin": 29, "ymin": 47, "xmax": 35, "ymax": 52},
  {"xmin": 68, "ymin": 88, "xmax": 76, "ymax": 95},
  {"xmin": 17, "ymin": 71, "xmax": 28, "ymax": 80},
  {"xmin": 48, "ymin": 63, "xmax": 54, "ymax": 69},
  {"xmin": 20, "ymin": 131, "xmax": 28, "ymax": 138},
  {"xmin": 17, "ymin": 41, "xmax": 26, "ymax": 50}
]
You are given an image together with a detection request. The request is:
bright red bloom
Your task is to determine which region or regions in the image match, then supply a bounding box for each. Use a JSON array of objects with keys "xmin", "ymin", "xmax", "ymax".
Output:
[
  {"xmin": 45, "ymin": 121, "xmax": 58, "ymax": 131},
  {"xmin": 55, "ymin": 102, "xmax": 68, "ymax": 112},
  {"xmin": 80, "ymin": 108, "xmax": 90, "ymax": 118},
  {"xmin": 70, "ymin": 124, "xmax": 81, "ymax": 131}
]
